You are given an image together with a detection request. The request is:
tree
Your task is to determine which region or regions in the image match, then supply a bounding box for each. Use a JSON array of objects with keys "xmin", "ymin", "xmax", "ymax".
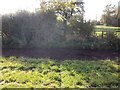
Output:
[
  {"xmin": 100, "ymin": 4, "xmax": 118, "ymax": 26},
  {"xmin": 67, "ymin": 17, "xmax": 94, "ymax": 40},
  {"xmin": 2, "ymin": 11, "xmax": 35, "ymax": 48},
  {"xmin": 117, "ymin": 1, "xmax": 120, "ymax": 26},
  {"xmin": 40, "ymin": 0, "xmax": 85, "ymax": 40},
  {"xmin": 2, "ymin": 10, "xmax": 62, "ymax": 48},
  {"xmin": 2, "ymin": 0, "xmax": 95, "ymax": 48}
]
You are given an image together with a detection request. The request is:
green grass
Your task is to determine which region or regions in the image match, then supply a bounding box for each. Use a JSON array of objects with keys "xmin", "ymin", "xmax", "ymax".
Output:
[
  {"xmin": 95, "ymin": 25, "xmax": 120, "ymax": 31},
  {"xmin": 0, "ymin": 56, "xmax": 119, "ymax": 88},
  {"xmin": 94, "ymin": 25, "xmax": 120, "ymax": 38}
]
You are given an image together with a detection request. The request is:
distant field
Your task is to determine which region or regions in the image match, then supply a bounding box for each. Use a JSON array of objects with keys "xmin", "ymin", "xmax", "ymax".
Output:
[
  {"xmin": 94, "ymin": 25, "xmax": 120, "ymax": 37},
  {"xmin": 0, "ymin": 57, "xmax": 119, "ymax": 88},
  {"xmin": 95, "ymin": 25, "xmax": 120, "ymax": 31}
]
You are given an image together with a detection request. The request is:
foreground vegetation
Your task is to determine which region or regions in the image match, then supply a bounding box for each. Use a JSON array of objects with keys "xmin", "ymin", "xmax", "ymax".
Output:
[{"xmin": 0, "ymin": 57, "xmax": 119, "ymax": 88}]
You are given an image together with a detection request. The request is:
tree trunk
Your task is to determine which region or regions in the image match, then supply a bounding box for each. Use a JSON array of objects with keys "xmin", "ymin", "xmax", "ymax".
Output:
[{"xmin": 63, "ymin": 19, "xmax": 67, "ymax": 41}]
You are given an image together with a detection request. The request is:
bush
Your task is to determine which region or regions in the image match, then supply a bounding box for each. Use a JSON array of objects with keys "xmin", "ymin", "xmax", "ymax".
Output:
[
  {"xmin": 105, "ymin": 32, "xmax": 120, "ymax": 50},
  {"xmin": 68, "ymin": 18, "xmax": 94, "ymax": 39},
  {"xmin": 2, "ymin": 10, "xmax": 63, "ymax": 48}
]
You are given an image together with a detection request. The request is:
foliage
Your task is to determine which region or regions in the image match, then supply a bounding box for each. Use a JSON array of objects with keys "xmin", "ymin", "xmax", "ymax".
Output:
[
  {"xmin": 40, "ymin": 0, "xmax": 85, "ymax": 40},
  {"xmin": 2, "ymin": 8, "xmax": 94, "ymax": 49},
  {"xmin": 105, "ymin": 33, "xmax": 120, "ymax": 50},
  {"xmin": 0, "ymin": 57, "xmax": 119, "ymax": 88},
  {"xmin": 117, "ymin": 2, "xmax": 120, "ymax": 27},
  {"xmin": 100, "ymin": 4, "xmax": 118, "ymax": 26},
  {"xmin": 2, "ymin": 10, "xmax": 62, "ymax": 48},
  {"xmin": 68, "ymin": 18, "xmax": 94, "ymax": 39},
  {"xmin": 2, "ymin": 2, "xmax": 119, "ymax": 50},
  {"xmin": 2, "ymin": 11, "xmax": 35, "ymax": 48},
  {"xmin": 94, "ymin": 25, "xmax": 120, "ymax": 50}
]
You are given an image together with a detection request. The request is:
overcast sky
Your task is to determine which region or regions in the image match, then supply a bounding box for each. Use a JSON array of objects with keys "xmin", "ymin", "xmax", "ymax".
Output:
[{"xmin": 0, "ymin": 0, "xmax": 119, "ymax": 20}]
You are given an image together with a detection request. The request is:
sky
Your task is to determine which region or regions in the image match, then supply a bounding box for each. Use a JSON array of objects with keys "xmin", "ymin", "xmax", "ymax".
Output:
[
  {"xmin": 84, "ymin": 0, "xmax": 119, "ymax": 20},
  {"xmin": 0, "ymin": 0, "xmax": 119, "ymax": 20}
]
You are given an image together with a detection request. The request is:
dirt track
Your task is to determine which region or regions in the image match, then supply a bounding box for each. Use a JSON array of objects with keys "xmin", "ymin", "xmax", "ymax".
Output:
[{"xmin": 2, "ymin": 48, "xmax": 119, "ymax": 60}]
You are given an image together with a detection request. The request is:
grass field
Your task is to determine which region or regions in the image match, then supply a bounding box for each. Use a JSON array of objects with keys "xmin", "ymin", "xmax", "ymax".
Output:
[
  {"xmin": 94, "ymin": 25, "xmax": 120, "ymax": 38},
  {"xmin": 95, "ymin": 25, "xmax": 120, "ymax": 31},
  {"xmin": 0, "ymin": 56, "xmax": 119, "ymax": 88}
]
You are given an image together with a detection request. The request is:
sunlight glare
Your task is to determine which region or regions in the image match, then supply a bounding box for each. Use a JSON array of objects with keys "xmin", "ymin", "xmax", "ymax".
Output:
[
  {"xmin": 0, "ymin": 0, "xmax": 40, "ymax": 14},
  {"xmin": 0, "ymin": 0, "xmax": 119, "ymax": 20}
]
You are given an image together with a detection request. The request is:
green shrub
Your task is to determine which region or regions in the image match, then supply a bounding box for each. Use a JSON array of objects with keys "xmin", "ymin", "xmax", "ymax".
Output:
[{"xmin": 105, "ymin": 33, "xmax": 120, "ymax": 50}]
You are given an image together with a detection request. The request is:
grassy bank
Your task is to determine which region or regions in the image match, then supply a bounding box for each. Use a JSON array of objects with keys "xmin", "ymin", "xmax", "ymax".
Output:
[{"xmin": 0, "ymin": 57, "xmax": 119, "ymax": 88}]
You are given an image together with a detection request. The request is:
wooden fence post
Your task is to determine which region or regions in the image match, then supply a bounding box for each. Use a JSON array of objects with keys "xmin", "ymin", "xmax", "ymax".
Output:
[{"xmin": 102, "ymin": 31, "xmax": 104, "ymax": 39}]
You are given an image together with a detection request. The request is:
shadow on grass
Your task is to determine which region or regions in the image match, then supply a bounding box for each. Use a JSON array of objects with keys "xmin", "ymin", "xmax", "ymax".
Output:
[{"xmin": 2, "ymin": 48, "xmax": 119, "ymax": 60}]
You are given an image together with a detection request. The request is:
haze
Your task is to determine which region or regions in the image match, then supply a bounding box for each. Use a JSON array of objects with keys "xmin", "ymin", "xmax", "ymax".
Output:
[{"xmin": 0, "ymin": 0, "xmax": 119, "ymax": 20}]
